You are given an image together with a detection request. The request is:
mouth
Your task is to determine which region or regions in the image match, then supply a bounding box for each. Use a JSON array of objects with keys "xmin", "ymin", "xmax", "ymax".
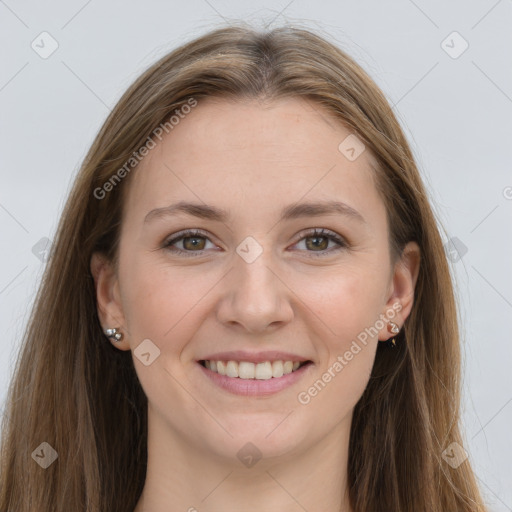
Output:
[
  {"xmin": 196, "ymin": 359, "xmax": 314, "ymax": 397},
  {"xmin": 198, "ymin": 359, "xmax": 313, "ymax": 380}
]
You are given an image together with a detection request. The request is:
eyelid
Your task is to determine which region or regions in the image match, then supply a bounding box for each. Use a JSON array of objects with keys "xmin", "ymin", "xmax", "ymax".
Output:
[{"xmin": 292, "ymin": 227, "xmax": 346, "ymax": 245}]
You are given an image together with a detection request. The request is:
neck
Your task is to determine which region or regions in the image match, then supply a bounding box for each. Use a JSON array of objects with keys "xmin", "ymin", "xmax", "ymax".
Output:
[{"xmin": 134, "ymin": 404, "xmax": 354, "ymax": 512}]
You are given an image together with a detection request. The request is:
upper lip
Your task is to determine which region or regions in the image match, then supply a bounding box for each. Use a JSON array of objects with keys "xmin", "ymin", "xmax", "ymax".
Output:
[{"xmin": 198, "ymin": 350, "xmax": 311, "ymax": 364}]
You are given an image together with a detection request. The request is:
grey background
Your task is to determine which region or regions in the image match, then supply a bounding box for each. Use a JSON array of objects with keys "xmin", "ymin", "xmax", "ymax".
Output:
[{"xmin": 1, "ymin": 0, "xmax": 511, "ymax": 510}]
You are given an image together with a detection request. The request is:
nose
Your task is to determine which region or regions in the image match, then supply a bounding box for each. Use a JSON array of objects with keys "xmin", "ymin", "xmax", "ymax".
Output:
[{"xmin": 216, "ymin": 248, "xmax": 294, "ymax": 334}]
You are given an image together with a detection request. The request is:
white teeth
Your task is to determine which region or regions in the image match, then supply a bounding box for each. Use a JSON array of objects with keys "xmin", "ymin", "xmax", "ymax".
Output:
[
  {"xmin": 238, "ymin": 361, "xmax": 255, "ymax": 379},
  {"xmin": 203, "ymin": 359, "xmax": 307, "ymax": 380},
  {"xmin": 272, "ymin": 360, "xmax": 284, "ymax": 378},
  {"xmin": 255, "ymin": 361, "xmax": 273, "ymax": 380},
  {"xmin": 216, "ymin": 361, "xmax": 227, "ymax": 376},
  {"xmin": 226, "ymin": 361, "xmax": 238, "ymax": 378}
]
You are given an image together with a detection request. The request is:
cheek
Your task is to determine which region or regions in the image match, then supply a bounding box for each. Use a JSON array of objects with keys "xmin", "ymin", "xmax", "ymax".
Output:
[
  {"xmin": 118, "ymin": 261, "xmax": 215, "ymax": 405},
  {"xmin": 295, "ymin": 265, "xmax": 386, "ymax": 347},
  {"xmin": 291, "ymin": 266, "xmax": 384, "ymax": 407},
  {"xmin": 299, "ymin": 346, "xmax": 375, "ymax": 420},
  {"xmin": 119, "ymin": 255, "xmax": 210, "ymax": 349}
]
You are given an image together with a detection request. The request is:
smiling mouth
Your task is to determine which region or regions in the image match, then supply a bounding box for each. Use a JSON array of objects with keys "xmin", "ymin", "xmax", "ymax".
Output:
[{"xmin": 198, "ymin": 359, "xmax": 313, "ymax": 380}]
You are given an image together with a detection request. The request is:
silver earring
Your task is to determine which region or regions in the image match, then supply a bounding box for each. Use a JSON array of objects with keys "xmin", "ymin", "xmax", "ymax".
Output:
[{"xmin": 105, "ymin": 327, "xmax": 123, "ymax": 342}]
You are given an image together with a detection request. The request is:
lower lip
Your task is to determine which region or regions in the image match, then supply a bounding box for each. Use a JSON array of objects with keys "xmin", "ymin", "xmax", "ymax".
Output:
[{"xmin": 197, "ymin": 361, "xmax": 314, "ymax": 396}]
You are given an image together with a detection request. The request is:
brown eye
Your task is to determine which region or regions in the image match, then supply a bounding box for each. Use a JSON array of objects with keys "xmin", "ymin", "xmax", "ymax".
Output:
[
  {"xmin": 305, "ymin": 234, "xmax": 330, "ymax": 251},
  {"xmin": 164, "ymin": 229, "xmax": 214, "ymax": 257},
  {"xmin": 181, "ymin": 235, "xmax": 206, "ymax": 250},
  {"xmin": 292, "ymin": 228, "xmax": 347, "ymax": 257}
]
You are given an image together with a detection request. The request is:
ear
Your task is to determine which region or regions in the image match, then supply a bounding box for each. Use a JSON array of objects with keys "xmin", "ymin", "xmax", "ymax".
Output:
[
  {"xmin": 378, "ymin": 241, "xmax": 421, "ymax": 341},
  {"xmin": 90, "ymin": 252, "xmax": 130, "ymax": 351}
]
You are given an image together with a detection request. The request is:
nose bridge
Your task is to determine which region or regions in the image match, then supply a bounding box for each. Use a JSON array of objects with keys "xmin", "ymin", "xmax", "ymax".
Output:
[
  {"xmin": 236, "ymin": 245, "xmax": 276, "ymax": 295},
  {"xmin": 216, "ymin": 235, "xmax": 293, "ymax": 332}
]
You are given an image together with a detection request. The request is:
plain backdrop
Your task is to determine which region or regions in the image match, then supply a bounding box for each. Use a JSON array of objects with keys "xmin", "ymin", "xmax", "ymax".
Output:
[{"xmin": 1, "ymin": 0, "xmax": 511, "ymax": 510}]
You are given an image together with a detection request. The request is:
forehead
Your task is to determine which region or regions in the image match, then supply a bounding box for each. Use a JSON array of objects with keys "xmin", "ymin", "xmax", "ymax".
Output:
[{"xmin": 124, "ymin": 96, "xmax": 385, "ymax": 229}]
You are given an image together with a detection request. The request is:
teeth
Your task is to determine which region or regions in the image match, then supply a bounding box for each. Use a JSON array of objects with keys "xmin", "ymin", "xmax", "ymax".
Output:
[
  {"xmin": 217, "ymin": 361, "xmax": 227, "ymax": 376},
  {"xmin": 255, "ymin": 361, "xmax": 272, "ymax": 379},
  {"xmin": 203, "ymin": 359, "xmax": 306, "ymax": 380},
  {"xmin": 239, "ymin": 361, "xmax": 255, "ymax": 379},
  {"xmin": 226, "ymin": 360, "xmax": 238, "ymax": 378},
  {"xmin": 272, "ymin": 360, "xmax": 284, "ymax": 378}
]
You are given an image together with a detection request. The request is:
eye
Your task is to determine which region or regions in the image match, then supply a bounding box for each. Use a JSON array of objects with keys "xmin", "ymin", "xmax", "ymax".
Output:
[
  {"xmin": 291, "ymin": 228, "xmax": 347, "ymax": 257},
  {"xmin": 163, "ymin": 229, "xmax": 216, "ymax": 257}
]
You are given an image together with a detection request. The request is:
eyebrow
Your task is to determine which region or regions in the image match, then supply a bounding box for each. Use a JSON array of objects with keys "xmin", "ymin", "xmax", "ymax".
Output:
[{"xmin": 144, "ymin": 200, "xmax": 366, "ymax": 225}]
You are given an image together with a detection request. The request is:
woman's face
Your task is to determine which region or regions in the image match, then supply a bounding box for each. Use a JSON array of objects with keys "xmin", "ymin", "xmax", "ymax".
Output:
[{"xmin": 93, "ymin": 96, "xmax": 419, "ymax": 465}]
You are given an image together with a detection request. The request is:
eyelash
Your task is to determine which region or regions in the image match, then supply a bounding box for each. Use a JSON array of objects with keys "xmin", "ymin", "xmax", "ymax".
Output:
[{"xmin": 162, "ymin": 228, "xmax": 347, "ymax": 258}]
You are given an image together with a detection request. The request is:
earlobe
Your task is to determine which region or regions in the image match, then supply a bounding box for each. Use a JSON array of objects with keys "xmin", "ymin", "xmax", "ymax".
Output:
[{"xmin": 90, "ymin": 252, "xmax": 129, "ymax": 349}]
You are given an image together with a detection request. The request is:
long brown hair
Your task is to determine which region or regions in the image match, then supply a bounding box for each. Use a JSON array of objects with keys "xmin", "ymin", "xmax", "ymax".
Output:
[{"xmin": 0, "ymin": 21, "xmax": 487, "ymax": 512}]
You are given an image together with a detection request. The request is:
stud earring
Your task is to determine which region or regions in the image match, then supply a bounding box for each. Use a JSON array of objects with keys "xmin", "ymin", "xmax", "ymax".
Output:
[
  {"xmin": 386, "ymin": 321, "xmax": 400, "ymax": 347},
  {"xmin": 104, "ymin": 327, "xmax": 123, "ymax": 342}
]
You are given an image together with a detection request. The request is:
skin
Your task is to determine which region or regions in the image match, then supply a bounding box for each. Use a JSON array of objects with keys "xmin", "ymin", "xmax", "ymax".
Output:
[{"xmin": 91, "ymin": 96, "xmax": 420, "ymax": 512}]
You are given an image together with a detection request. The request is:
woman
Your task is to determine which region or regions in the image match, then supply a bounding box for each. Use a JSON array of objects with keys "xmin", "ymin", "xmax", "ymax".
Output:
[{"xmin": 0, "ymin": 22, "xmax": 487, "ymax": 512}]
